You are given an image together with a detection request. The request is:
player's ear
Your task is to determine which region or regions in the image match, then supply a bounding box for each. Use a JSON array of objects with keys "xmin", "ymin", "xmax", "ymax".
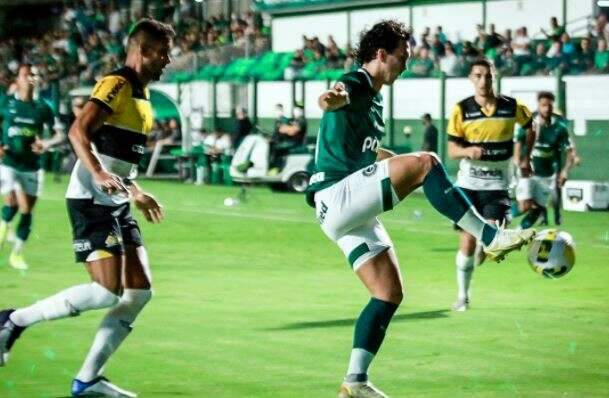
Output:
[{"xmin": 377, "ymin": 48, "xmax": 387, "ymax": 62}]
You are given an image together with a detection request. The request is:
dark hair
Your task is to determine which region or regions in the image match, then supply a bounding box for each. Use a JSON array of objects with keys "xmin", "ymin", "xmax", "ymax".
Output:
[
  {"xmin": 422, "ymin": 113, "xmax": 432, "ymax": 122},
  {"xmin": 128, "ymin": 18, "xmax": 175, "ymax": 46},
  {"xmin": 537, "ymin": 91, "xmax": 555, "ymax": 101},
  {"xmin": 469, "ymin": 57, "xmax": 493, "ymax": 73},
  {"xmin": 354, "ymin": 20, "xmax": 411, "ymax": 65}
]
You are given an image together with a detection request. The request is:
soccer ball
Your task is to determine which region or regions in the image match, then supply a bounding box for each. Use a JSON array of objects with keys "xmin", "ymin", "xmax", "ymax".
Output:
[{"xmin": 527, "ymin": 229, "xmax": 575, "ymax": 279}]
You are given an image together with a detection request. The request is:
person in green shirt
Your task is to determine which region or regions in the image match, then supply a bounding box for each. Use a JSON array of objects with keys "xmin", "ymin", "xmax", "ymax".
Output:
[
  {"xmin": 0, "ymin": 64, "xmax": 64, "ymax": 270},
  {"xmin": 306, "ymin": 20, "xmax": 535, "ymax": 398},
  {"xmin": 515, "ymin": 91, "xmax": 578, "ymax": 228}
]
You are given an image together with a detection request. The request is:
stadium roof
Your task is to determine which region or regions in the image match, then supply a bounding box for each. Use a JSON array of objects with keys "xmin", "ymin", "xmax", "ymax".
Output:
[{"xmin": 253, "ymin": 0, "xmax": 409, "ymax": 15}]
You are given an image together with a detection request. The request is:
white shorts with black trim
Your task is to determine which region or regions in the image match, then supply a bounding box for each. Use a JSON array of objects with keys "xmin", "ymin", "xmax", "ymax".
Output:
[
  {"xmin": 314, "ymin": 159, "xmax": 399, "ymax": 271},
  {"xmin": 516, "ymin": 174, "xmax": 555, "ymax": 206},
  {"xmin": 0, "ymin": 164, "xmax": 44, "ymax": 197}
]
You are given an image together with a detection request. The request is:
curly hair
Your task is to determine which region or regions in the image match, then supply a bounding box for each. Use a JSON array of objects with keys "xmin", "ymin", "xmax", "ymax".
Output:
[{"xmin": 354, "ymin": 20, "xmax": 411, "ymax": 65}]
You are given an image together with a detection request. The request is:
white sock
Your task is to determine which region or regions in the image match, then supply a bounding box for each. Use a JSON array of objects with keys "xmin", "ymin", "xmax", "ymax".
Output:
[
  {"xmin": 76, "ymin": 289, "xmax": 152, "ymax": 382},
  {"xmin": 456, "ymin": 251, "xmax": 475, "ymax": 300},
  {"xmin": 12, "ymin": 238, "xmax": 24, "ymax": 254},
  {"xmin": 345, "ymin": 348, "xmax": 374, "ymax": 383},
  {"xmin": 9, "ymin": 282, "xmax": 119, "ymax": 327},
  {"xmin": 457, "ymin": 206, "xmax": 496, "ymax": 241}
]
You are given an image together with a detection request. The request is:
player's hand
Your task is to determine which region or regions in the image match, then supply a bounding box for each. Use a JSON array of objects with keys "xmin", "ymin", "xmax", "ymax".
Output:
[
  {"xmin": 0, "ymin": 146, "xmax": 6, "ymax": 157},
  {"xmin": 573, "ymin": 155, "xmax": 581, "ymax": 166},
  {"xmin": 321, "ymin": 82, "xmax": 349, "ymax": 111},
  {"xmin": 519, "ymin": 159, "xmax": 533, "ymax": 177},
  {"xmin": 93, "ymin": 170, "xmax": 128, "ymax": 195},
  {"xmin": 558, "ymin": 171, "xmax": 568, "ymax": 188},
  {"xmin": 466, "ymin": 146, "xmax": 483, "ymax": 160},
  {"xmin": 31, "ymin": 139, "xmax": 45, "ymax": 154},
  {"xmin": 134, "ymin": 192, "xmax": 164, "ymax": 224}
]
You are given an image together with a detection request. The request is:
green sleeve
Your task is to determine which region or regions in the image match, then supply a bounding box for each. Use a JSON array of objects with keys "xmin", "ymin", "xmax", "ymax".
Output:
[
  {"xmin": 514, "ymin": 126, "xmax": 526, "ymax": 143},
  {"xmin": 558, "ymin": 123, "xmax": 573, "ymax": 150},
  {"xmin": 337, "ymin": 73, "xmax": 367, "ymax": 110}
]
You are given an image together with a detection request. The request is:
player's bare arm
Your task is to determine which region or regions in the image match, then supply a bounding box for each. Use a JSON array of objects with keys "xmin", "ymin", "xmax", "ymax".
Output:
[
  {"xmin": 376, "ymin": 147, "xmax": 396, "ymax": 160},
  {"xmin": 68, "ymin": 101, "xmax": 127, "ymax": 195},
  {"xmin": 318, "ymin": 82, "xmax": 349, "ymax": 112},
  {"xmin": 447, "ymin": 140, "xmax": 483, "ymax": 160},
  {"xmin": 127, "ymin": 180, "xmax": 164, "ymax": 224}
]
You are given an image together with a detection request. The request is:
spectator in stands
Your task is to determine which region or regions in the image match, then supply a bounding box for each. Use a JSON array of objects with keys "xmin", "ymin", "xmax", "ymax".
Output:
[
  {"xmin": 289, "ymin": 49, "xmax": 306, "ymax": 70},
  {"xmin": 503, "ymin": 29, "xmax": 513, "ymax": 48},
  {"xmin": 420, "ymin": 113, "xmax": 438, "ymax": 154},
  {"xmin": 439, "ymin": 41, "xmax": 460, "ymax": 76},
  {"xmin": 410, "ymin": 46, "xmax": 434, "ymax": 76},
  {"xmin": 530, "ymin": 42, "xmax": 549, "ymax": 75},
  {"xmin": 561, "ymin": 33, "xmax": 576, "ymax": 56},
  {"xmin": 592, "ymin": 13, "xmax": 609, "ymax": 43},
  {"xmin": 233, "ymin": 107, "xmax": 253, "ymax": 149},
  {"xmin": 430, "ymin": 34, "xmax": 445, "ymax": 60},
  {"xmin": 594, "ymin": 38, "xmax": 609, "ymax": 73},
  {"xmin": 542, "ymin": 16, "xmax": 564, "ymax": 41},
  {"xmin": 498, "ymin": 46, "xmax": 518, "ymax": 76},
  {"xmin": 512, "ymin": 27, "xmax": 531, "ymax": 56},
  {"xmin": 572, "ymin": 37, "xmax": 595, "ymax": 73},
  {"xmin": 436, "ymin": 26, "xmax": 447, "ymax": 44}
]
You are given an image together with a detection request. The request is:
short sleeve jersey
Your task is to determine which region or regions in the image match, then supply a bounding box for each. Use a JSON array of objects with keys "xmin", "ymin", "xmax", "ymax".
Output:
[
  {"xmin": 447, "ymin": 95, "xmax": 532, "ymax": 190},
  {"xmin": 0, "ymin": 95, "xmax": 55, "ymax": 171},
  {"xmin": 66, "ymin": 66, "xmax": 154, "ymax": 206},
  {"xmin": 306, "ymin": 68, "xmax": 384, "ymax": 207},
  {"xmin": 516, "ymin": 112, "xmax": 572, "ymax": 177}
]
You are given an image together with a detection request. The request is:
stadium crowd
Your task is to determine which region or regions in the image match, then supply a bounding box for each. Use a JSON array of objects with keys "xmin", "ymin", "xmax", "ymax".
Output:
[
  {"xmin": 287, "ymin": 13, "xmax": 609, "ymax": 78},
  {"xmin": 0, "ymin": 1, "xmax": 267, "ymax": 99}
]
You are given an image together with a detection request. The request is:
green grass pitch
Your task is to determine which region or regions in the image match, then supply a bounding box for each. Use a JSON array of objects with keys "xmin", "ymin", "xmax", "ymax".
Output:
[{"xmin": 1, "ymin": 178, "xmax": 608, "ymax": 397}]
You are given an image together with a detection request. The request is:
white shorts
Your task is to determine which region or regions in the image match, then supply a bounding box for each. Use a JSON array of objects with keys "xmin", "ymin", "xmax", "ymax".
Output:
[
  {"xmin": 314, "ymin": 160, "xmax": 399, "ymax": 271},
  {"xmin": 0, "ymin": 164, "xmax": 44, "ymax": 197},
  {"xmin": 516, "ymin": 174, "xmax": 555, "ymax": 206}
]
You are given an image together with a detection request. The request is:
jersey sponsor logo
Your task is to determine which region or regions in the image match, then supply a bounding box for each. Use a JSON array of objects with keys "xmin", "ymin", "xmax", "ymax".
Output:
[
  {"xmin": 469, "ymin": 166, "xmax": 503, "ymax": 180},
  {"xmin": 105, "ymin": 233, "xmax": 122, "ymax": 247},
  {"xmin": 13, "ymin": 117, "xmax": 36, "ymax": 124},
  {"xmin": 318, "ymin": 200, "xmax": 329, "ymax": 225},
  {"xmin": 7, "ymin": 126, "xmax": 36, "ymax": 138},
  {"xmin": 73, "ymin": 239, "xmax": 92, "ymax": 252},
  {"xmin": 465, "ymin": 111, "xmax": 482, "ymax": 118},
  {"xmin": 362, "ymin": 163, "xmax": 378, "ymax": 177},
  {"xmin": 362, "ymin": 136, "xmax": 379, "ymax": 152},
  {"xmin": 104, "ymin": 79, "xmax": 127, "ymax": 104},
  {"xmin": 131, "ymin": 144, "xmax": 145, "ymax": 154}
]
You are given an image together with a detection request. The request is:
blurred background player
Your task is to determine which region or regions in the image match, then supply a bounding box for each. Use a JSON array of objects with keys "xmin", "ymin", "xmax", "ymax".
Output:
[
  {"xmin": 447, "ymin": 58, "xmax": 535, "ymax": 311},
  {"xmin": 515, "ymin": 91, "xmax": 580, "ymax": 228},
  {"xmin": 307, "ymin": 21, "xmax": 534, "ymax": 398},
  {"xmin": 0, "ymin": 18, "xmax": 173, "ymax": 398},
  {"xmin": 0, "ymin": 63, "xmax": 64, "ymax": 270}
]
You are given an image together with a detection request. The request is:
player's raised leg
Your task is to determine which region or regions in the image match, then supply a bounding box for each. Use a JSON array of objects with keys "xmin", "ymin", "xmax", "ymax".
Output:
[
  {"xmin": 0, "ymin": 255, "xmax": 121, "ymax": 366},
  {"xmin": 339, "ymin": 249, "xmax": 402, "ymax": 398},
  {"xmin": 388, "ymin": 152, "xmax": 535, "ymax": 261},
  {"xmin": 72, "ymin": 245, "xmax": 152, "ymax": 398}
]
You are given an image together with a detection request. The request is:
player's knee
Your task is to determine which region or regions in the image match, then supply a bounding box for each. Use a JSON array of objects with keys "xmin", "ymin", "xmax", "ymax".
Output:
[
  {"xmin": 376, "ymin": 286, "xmax": 404, "ymax": 305},
  {"xmin": 418, "ymin": 152, "xmax": 441, "ymax": 175},
  {"xmin": 89, "ymin": 282, "xmax": 120, "ymax": 309},
  {"xmin": 123, "ymin": 288, "xmax": 153, "ymax": 309}
]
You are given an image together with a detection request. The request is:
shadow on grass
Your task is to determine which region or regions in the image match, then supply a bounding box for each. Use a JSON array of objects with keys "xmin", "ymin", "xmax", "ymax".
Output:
[{"xmin": 267, "ymin": 309, "xmax": 450, "ymax": 331}]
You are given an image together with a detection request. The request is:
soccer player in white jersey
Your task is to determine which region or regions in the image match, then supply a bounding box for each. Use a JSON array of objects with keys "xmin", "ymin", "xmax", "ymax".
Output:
[
  {"xmin": 0, "ymin": 19, "xmax": 174, "ymax": 397},
  {"xmin": 306, "ymin": 21, "xmax": 535, "ymax": 397}
]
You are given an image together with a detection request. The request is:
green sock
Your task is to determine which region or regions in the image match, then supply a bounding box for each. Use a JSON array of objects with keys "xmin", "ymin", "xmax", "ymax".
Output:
[
  {"xmin": 16, "ymin": 213, "xmax": 32, "ymax": 241},
  {"xmin": 346, "ymin": 298, "xmax": 399, "ymax": 381},
  {"xmin": 1, "ymin": 205, "xmax": 18, "ymax": 222}
]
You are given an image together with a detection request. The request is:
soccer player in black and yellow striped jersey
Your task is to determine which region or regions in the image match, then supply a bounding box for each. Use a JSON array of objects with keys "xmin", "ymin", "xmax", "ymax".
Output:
[
  {"xmin": 447, "ymin": 58, "xmax": 536, "ymax": 311},
  {"xmin": 0, "ymin": 18, "xmax": 174, "ymax": 397}
]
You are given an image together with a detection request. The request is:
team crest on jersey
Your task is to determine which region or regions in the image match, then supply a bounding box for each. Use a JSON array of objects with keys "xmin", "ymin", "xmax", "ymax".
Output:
[
  {"xmin": 105, "ymin": 233, "xmax": 121, "ymax": 247},
  {"xmin": 362, "ymin": 136, "xmax": 379, "ymax": 152},
  {"xmin": 362, "ymin": 164, "xmax": 378, "ymax": 177}
]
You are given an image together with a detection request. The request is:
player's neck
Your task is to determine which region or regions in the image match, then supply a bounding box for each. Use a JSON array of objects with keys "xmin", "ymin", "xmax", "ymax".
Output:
[
  {"xmin": 124, "ymin": 58, "xmax": 149, "ymax": 86},
  {"xmin": 361, "ymin": 65, "xmax": 383, "ymax": 92},
  {"xmin": 16, "ymin": 88, "xmax": 33, "ymax": 102},
  {"xmin": 474, "ymin": 93, "xmax": 495, "ymax": 107}
]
